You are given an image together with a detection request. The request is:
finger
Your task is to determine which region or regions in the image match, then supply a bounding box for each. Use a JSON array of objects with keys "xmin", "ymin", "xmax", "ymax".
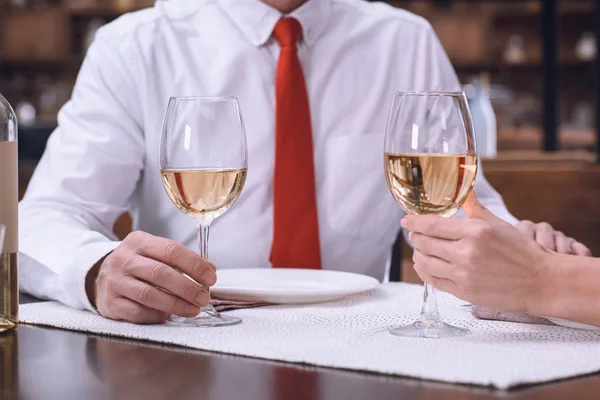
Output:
[
  {"xmin": 413, "ymin": 265, "xmax": 457, "ymax": 295},
  {"xmin": 534, "ymin": 222, "xmax": 556, "ymax": 251},
  {"xmin": 413, "ymin": 249, "xmax": 454, "ymax": 280},
  {"xmin": 106, "ymin": 297, "xmax": 170, "ymax": 325},
  {"xmin": 130, "ymin": 233, "xmax": 217, "ymax": 286},
  {"xmin": 554, "ymin": 232, "xmax": 574, "ymax": 255},
  {"xmin": 127, "ymin": 255, "xmax": 211, "ymax": 307},
  {"xmin": 401, "ymin": 214, "xmax": 466, "ymax": 240},
  {"xmin": 463, "ymin": 192, "xmax": 504, "ymax": 225},
  {"xmin": 516, "ymin": 220, "xmax": 536, "ymax": 240},
  {"xmin": 117, "ymin": 277, "xmax": 201, "ymax": 318},
  {"xmin": 410, "ymin": 232, "xmax": 457, "ymax": 262},
  {"xmin": 571, "ymin": 241, "xmax": 593, "ymax": 257}
]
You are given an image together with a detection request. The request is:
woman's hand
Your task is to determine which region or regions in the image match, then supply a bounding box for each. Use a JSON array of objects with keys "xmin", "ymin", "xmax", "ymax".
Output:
[
  {"xmin": 515, "ymin": 220, "xmax": 591, "ymax": 256},
  {"xmin": 402, "ymin": 194, "xmax": 558, "ymax": 314}
]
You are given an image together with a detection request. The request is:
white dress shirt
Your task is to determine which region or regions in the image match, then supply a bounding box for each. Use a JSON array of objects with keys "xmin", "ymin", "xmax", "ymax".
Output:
[{"xmin": 19, "ymin": 0, "xmax": 517, "ymax": 311}]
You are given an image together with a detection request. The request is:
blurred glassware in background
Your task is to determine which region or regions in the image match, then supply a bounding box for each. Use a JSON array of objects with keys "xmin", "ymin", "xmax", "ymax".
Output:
[
  {"xmin": 8, "ymin": 0, "xmax": 27, "ymax": 8},
  {"xmin": 575, "ymin": 32, "xmax": 596, "ymax": 62},
  {"xmin": 35, "ymin": 75, "xmax": 73, "ymax": 123},
  {"xmin": 464, "ymin": 73, "xmax": 497, "ymax": 158},
  {"xmin": 10, "ymin": 75, "xmax": 28, "ymax": 103},
  {"xmin": 15, "ymin": 101, "xmax": 36, "ymax": 127},
  {"xmin": 37, "ymin": 75, "xmax": 58, "ymax": 118},
  {"xmin": 564, "ymin": 102, "xmax": 594, "ymax": 131},
  {"xmin": 504, "ymin": 35, "xmax": 526, "ymax": 65},
  {"xmin": 84, "ymin": 18, "xmax": 105, "ymax": 52},
  {"xmin": 6, "ymin": 0, "xmax": 58, "ymax": 9}
]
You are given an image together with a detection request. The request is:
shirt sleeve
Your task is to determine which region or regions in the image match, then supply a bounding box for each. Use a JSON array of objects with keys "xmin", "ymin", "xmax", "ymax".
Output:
[
  {"xmin": 422, "ymin": 24, "xmax": 519, "ymax": 225},
  {"xmin": 18, "ymin": 31, "xmax": 144, "ymax": 311}
]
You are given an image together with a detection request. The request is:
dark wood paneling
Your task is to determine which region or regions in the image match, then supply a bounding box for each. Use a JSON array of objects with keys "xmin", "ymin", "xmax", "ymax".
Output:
[{"xmin": 484, "ymin": 160, "xmax": 600, "ymax": 255}]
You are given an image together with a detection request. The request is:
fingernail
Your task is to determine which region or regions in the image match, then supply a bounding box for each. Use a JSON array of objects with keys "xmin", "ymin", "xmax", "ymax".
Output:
[
  {"xmin": 408, "ymin": 231, "xmax": 414, "ymax": 241},
  {"xmin": 401, "ymin": 218, "xmax": 408, "ymax": 228},
  {"xmin": 207, "ymin": 261, "xmax": 217, "ymax": 272},
  {"xmin": 202, "ymin": 270, "xmax": 217, "ymax": 286}
]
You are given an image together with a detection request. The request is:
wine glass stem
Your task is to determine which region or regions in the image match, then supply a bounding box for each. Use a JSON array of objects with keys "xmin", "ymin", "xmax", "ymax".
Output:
[
  {"xmin": 198, "ymin": 222, "xmax": 210, "ymax": 259},
  {"xmin": 420, "ymin": 283, "xmax": 441, "ymax": 322},
  {"xmin": 197, "ymin": 222, "xmax": 219, "ymax": 317}
]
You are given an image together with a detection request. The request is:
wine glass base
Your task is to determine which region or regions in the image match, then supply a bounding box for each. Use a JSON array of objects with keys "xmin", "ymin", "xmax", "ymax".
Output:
[
  {"xmin": 390, "ymin": 319, "xmax": 469, "ymax": 338},
  {"xmin": 167, "ymin": 313, "xmax": 241, "ymax": 327}
]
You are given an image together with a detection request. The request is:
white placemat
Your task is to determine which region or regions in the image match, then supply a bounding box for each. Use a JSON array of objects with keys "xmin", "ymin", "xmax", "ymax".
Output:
[{"xmin": 19, "ymin": 283, "xmax": 600, "ymax": 389}]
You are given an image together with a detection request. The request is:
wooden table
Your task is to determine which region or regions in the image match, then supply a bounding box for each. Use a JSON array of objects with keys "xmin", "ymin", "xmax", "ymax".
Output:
[{"xmin": 1, "ymin": 296, "xmax": 599, "ymax": 400}]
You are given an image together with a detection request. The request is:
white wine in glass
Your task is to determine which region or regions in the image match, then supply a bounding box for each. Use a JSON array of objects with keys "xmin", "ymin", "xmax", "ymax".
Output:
[
  {"xmin": 385, "ymin": 153, "xmax": 477, "ymax": 217},
  {"xmin": 160, "ymin": 96, "xmax": 248, "ymax": 327},
  {"xmin": 384, "ymin": 92, "xmax": 477, "ymax": 338},
  {"xmin": 161, "ymin": 168, "xmax": 247, "ymax": 222}
]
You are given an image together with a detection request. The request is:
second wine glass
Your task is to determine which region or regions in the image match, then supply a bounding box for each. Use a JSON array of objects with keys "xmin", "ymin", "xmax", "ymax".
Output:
[
  {"xmin": 160, "ymin": 96, "xmax": 248, "ymax": 327},
  {"xmin": 384, "ymin": 91, "xmax": 478, "ymax": 338}
]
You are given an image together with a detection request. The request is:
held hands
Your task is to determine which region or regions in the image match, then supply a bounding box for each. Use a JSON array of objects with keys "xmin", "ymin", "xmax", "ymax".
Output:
[
  {"xmin": 401, "ymin": 194, "xmax": 565, "ymax": 314},
  {"xmin": 88, "ymin": 231, "xmax": 216, "ymax": 324},
  {"xmin": 515, "ymin": 220, "xmax": 591, "ymax": 256}
]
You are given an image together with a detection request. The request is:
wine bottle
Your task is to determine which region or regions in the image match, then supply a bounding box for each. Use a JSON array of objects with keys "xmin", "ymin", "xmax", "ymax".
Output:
[{"xmin": 0, "ymin": 93, "xmax": 18, "ymax": 333}]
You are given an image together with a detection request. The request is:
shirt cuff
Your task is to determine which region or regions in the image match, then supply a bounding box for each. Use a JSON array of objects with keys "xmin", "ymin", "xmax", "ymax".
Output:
[{"xmin": 60, "ymin": 240, "xmax": 121, "ymax": 313}]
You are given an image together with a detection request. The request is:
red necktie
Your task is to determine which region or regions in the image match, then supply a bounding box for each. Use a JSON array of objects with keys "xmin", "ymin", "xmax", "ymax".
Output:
[{"xmin": 270, "ymin": 18, "xmax": 322, "ymax": 270}]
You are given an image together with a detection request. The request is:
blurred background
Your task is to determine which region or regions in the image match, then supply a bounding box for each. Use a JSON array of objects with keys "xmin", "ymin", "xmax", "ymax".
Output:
[{"xmin": 0, "ymin": 0, "xmax": 598, "ymax": 281}]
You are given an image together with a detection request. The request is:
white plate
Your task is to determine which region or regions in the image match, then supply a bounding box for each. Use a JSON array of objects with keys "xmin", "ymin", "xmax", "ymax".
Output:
[
  {"xmin": 211, "ymin": 268, "xmax": 379, "ymax": 304},
  {"xmin": 546, "ymin": 317, "xmax": 600, "ymax": 331}
]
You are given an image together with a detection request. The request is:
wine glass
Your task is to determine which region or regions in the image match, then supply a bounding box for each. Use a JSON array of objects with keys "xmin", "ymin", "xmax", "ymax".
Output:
[
  {"xmin": 159, "ymin": 96, "xmax": 248, "ymax": 327},
  {"xmin": 384, "ymin": 92, "xmax": 477, "ymax": 338}
]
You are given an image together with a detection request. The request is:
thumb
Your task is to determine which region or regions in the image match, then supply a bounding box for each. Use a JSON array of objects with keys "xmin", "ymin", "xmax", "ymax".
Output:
[{"xmin": 463, "ymin": 192, "xmax": 498, "ymax": 222}]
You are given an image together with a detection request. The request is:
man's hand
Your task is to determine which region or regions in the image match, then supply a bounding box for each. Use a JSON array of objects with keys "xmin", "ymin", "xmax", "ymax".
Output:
[
  {"xmin": 515, "ymin": 220, "xmax": 591, "ymax": 256},
  {"xmin": 88, "ymin": 231, "xmax": 216, "ymax": 324},
  {"xmin": 402, "ymin": 194, "xmax": 560, "ymax": 314}
]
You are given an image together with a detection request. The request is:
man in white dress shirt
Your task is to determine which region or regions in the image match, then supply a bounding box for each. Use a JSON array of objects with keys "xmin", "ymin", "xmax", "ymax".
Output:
[{"xmin": 19, "ymin": 0, "xmax": 589, "ymax": 323}]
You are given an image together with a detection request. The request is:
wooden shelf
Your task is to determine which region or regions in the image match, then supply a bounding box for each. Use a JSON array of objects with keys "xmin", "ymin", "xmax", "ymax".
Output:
[
  {"xmin": 1, "ymin": 2, "xmax": 153, "ymax": 18},
  {"xmin": 482, "ymin": 150, "xmax": 597, "ymax": 165},
  {"xmin": 0, "ymin": 4, "xmax": 61, "ymax": 17},
  {"xmin": 491, "ymin": 1, "xmax": 593, "ymax": 19},
  {"xmin": 454, "ymin": 59, "xmax": 595, "ymax": 73},
  {"xmin": 498, "ymin": 128, "xmax": 596, "ymax": 151},
  {"xmin": 0, "ymin": 58, "xmax": 83, "ymax": 70},
  {"xmin": 67, "ymin": 7, "xmax": 122, "ymax": 18},
  {"xmin": 64, "ymin": 0, "xmax": 155, "ymax": 17}
]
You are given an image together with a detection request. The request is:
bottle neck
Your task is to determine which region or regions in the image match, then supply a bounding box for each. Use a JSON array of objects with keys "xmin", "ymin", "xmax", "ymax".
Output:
[{"xmin": 0, "ymin": 94, "xmax": 18, "ymax": 142}]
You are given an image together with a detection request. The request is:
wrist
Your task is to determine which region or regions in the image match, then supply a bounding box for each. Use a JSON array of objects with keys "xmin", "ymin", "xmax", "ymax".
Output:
[
  {"xmin": 525, "ymin": 251, "xmax": 562, "ymax": 317},
  {"xmin": 85, "ymin": 255, "xmax": 108, "ymax": 309}
]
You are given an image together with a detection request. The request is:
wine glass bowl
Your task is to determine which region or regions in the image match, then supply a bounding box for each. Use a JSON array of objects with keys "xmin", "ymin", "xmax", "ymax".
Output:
[
  {"xmin": 161, "ymin": 168, "xmax": 247, "ymax": 223},
  {"xmin": 159, "ymin": 96, "xmax": 247, "ymax": 327},
  {"xmin": 384, "ymin": 153, "xmax": 477, "ymax": 217},
  {"xmin": 384, "ymin": 91, "xmax": 477, "ymax": 338}
]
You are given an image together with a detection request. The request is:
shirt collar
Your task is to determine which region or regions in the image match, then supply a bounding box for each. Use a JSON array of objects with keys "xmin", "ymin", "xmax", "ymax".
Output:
[{"xmin": 216, "ymin": 0, "xmax": 331, "ymax": 47}]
